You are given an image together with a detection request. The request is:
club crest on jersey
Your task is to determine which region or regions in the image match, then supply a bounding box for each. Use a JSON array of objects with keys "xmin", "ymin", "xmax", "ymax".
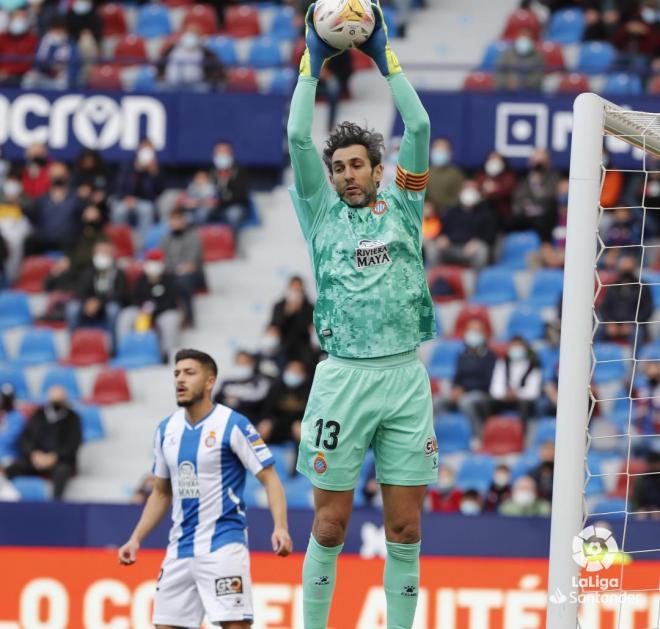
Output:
[
  {"xmin": 371, "ymin": 199, "xmax": 388, "ymax": 216},
  {"xmin": 355, "ymin": 239, "xmax": 392, "ymax": 269},
  {"xmin": 313, "ymin": 452, "xmax": 328, "ymax": 474},
  {"xmin": 424, "ymin": 436, "xmax": 438, "ymax": 457},
  {"xmin": 205, "ymin": 431, "xmax": 217, "ymax": 448},
  {"xmin": 178, "ymin": 461, "xmax": 200, "ymax": 498}
]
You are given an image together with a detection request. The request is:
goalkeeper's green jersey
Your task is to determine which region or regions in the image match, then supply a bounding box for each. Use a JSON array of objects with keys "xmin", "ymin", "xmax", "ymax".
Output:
[{"xmin": 287, "ymin": 73, "xmax": 435, "ymax": 359}]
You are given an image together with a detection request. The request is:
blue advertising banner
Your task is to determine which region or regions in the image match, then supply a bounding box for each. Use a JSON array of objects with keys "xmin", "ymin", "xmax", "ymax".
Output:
[
  {"xmin": 393, "ymin": 91, "xmax": 659, "ymax": 170},
  {"xmin": 0, "ymin": 89, "xmax": 288, "ymax": 167}
]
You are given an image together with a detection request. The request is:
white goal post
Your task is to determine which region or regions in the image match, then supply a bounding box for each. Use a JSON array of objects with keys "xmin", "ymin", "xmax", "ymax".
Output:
[{"xmin": 546, "ymin": 93, "xmax": 660, "ymax": 629}]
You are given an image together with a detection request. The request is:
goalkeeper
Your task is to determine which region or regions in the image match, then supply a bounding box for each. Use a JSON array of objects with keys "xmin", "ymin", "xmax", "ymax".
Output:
[{"xmin": 288, "ymin": 5, "xmax": 437, "ymax": 628}]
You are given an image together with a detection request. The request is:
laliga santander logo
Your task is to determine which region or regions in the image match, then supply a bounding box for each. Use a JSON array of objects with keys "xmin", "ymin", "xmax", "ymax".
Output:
[{"xmin": 572, "ymin": 525, "xmax": 618, "ymax": 572}]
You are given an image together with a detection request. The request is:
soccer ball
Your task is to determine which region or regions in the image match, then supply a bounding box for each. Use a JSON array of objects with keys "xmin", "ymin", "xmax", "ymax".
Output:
[{"xmin": 313, "ymin": 0, "xmax": 376, "ymax": 50}]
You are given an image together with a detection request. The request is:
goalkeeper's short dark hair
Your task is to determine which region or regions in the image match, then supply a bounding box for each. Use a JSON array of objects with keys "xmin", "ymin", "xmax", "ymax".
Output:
[
  {"xmin": 175, "ymin": 349, "xmax": 218, "ymax": 376},
  {"xmin": 323, "ymin": 122, "xmax": 385, "ymax": 172}
]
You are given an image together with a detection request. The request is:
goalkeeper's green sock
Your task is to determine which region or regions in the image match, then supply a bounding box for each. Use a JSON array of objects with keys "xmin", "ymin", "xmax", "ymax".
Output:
[
  {"xmin": 384, "ymin": 540, "xmax": 421, "ymax": 629},
  {"xmin": 302, "ymin": 535, "xmax": 343, "ymax": 629}
]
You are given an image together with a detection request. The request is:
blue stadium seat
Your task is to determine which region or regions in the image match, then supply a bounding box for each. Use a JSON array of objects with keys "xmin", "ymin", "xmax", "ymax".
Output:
[
  {"xmin": 381, "ymin": 6, "xmax": 399, "ymax": 37},
  {"xmin": 268, "ymin": 6, "xmax": 297, "ymax": 39},
  {"xmin": 531, "ymin": 417, "xmax": 556, "ymax": 449},
  {"xmin": 546, "ymin": 8, "xmax": 585, "ymax": 44},
  {"xmin": 207, "ymin": 36, "xmax": 239, "ymax": 66},
  {"xmin": 577, "ymin": 41, "xmax": 616, "ymax": 74},
  {"xmin": 141, "ymin": 222, "xmax": 169, "ymax": 253},
  {"xmin": 239, "ymin": 197, "xmax": 261, "ymax": 229},
  {"xmin": 132, "ymin": 65, "xmax": 158, "ymax": 92},
  {"xmin": 267, "ymin": 443, "xmax": 295, "ymax": 478},
  {"xmin": 0, "ymin": 291, "xmax": 32, "ymax": 329},
  {"xmin": 592, "ymin": 343, "xmax": 627, "ymax": 385},
  {"xmin": 497, "ymin": 231, "xmax": 541, "ymax": 270},
  {"xmin": 592, "ymin": 497, "xmax": 627, "ymax": 518},
  {"xmin": 505, "ymin": 305, "xmax": 546, "ymax": 341},
  {"xmin": 111, "ymin": 331, "xmax": 162, "ymax": 369},
  {"xmin": 0, "ymin": 365, "xmax": 29, "ymax": 399},
  {"xmin": 268, "ymin": 67, "xmax": 296, "ymax": 95},
  {"xmin": 11, "ymin": 476, "xmax": 50, "ymax": 501},
  {"xmin": 283, "ymin": 474, "xmax": 313, "ymax": 508},
  {"xmin": 434, "ymin": 413, "xmax": 471, "ymax": 454},
  {"xmin": 479, "ymin": 40, "xmax": 510, "ymax": 71},
  {"xmin": 636, "ymin": 339, "xmax": 660, "ymax": 360},
  {"xmin": 641, "ymin": 271, "xmax": 660, "ymax": 305},
  {"xmin": 40, "ymin": 367, "xmax": 81, "ymax": 401},
  {"xmin": 243, "ymin": 473, "xmax": 265, "ymax": 508},
  {"xmin": 135, "ymin": 4, "xmax": 172, "ymax": 38},
  {"xmin": 471, "ymin": 266, "xmax": 518, "ymax": 305},
  {"xmin": 247, "ymin": 37, "xmax": 283, "ymax": 68},
  {"xmin": 602, "ymin": 73, "xmax": 643, "ymax": 95},
  {"xmin": 74, "ymin": 403, "xmax": 105, "ymax": 441},
  {"xmin": 0, "ymin": 334, "xmax": 6, "ymax": 361},
  {"xmin": 427, "ymin": 338, "xmax": 464, "ymax": 380},
  {"xmin": 456, "ymin": 455, "xmax": 495, "ymax": 494},
  {"xmin": 511, "ymin": 450, "xmax": 540, "ymax": 480},
  {"xmin": 12, "ymin": 328, "xmax": 58, "ymax": 367},
  {"xmin": 523, "ymin": 269, "xmax": 564, "ymax": 308},
  {"xmin": 536, "ymin": 345, "xmax": 559, "ymax": 381}
]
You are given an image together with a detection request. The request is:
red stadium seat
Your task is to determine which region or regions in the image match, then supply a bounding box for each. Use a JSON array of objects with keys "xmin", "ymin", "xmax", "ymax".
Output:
[
  {"xmin": 540, "ymin": 41, "xmax": 565, "ymax": 72},
  {"xmin": 89, "ymin": 368, "xmax": 132, "ymax": 405},
  {"xmin": 88, "ymin": 64, "xmax": 123, "ymax": 90},
  {"xmin": 114, "ymin": 35, "xmax": 148, "ymax": 65},
  {"xmin": 104, "ymin": 224, "xmax": 135, "ymax": 259},
  {"xmin": 121, "ymin": 260, "xmax": 144, "ymax": 290},
  {"xmin": 648, "ymin": 75, "xmax": 660, "ymax": 95},
  {"xmin": 462, "ymin": 71, "xmax": 494, "ymax": 91},
  {"xmin": 350, "ymin": 48, "xmax": 373, "ymax": 71},
  {"xmin": 290, "ymin": 37, "xmax": 306, "ymax": 67},
  {"xmin": 64, "ymin": 329, "xmax": 110, "ymax": 367},
  {"xmin": 613, "ymin": 458, "xmax": 647, "ymax": 497},
  {"xmin": 162, "ymin": 0, "xmax": 194, "ymax": 6},
  {"xmin": 199, "ymin": 225, "xmax": 235, "ymax": 261},
  {"xmin": 501, "ymin": 9, "xmax": 541, "ymax": 40},
  {"xmin": 427, "ymin": 266, "xmax": 465, "ymax": 303},
  {"xmin": 227, "ymin": 67, "xmax": 259, "ymax": 92},
  {"xmin": 223, "ymin": 5, "xmax": 260, "ymax": 38},
  {"xmin": 183, "ymin": 4, "xmax": 219, "ymax": 35},
  {"xmin": 558, "ymin": 72, "xmax": 590, "ymax": 93},
  {"xmin": 14, "ymin": 256, "xmax": 56, "ymax": 293},
  {"xmin": 100, "ymin": 3, "xmax": 128, "ymax": 37},
  {"xmin": 482, "ymin": 416, "xmax": 524, "ymax": 455},
  {"xmin": 452, "ymin": 304, "xmax": 493, "ymax": 339}
]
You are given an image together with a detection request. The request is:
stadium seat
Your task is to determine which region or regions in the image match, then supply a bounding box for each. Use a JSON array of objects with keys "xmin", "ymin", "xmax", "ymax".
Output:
[
  {"xmin": 539, "ymin": 41, "xmax": 565, "ymax": 72},
  {"xmin": 268, "ymin": 67, "xmax": 296, "ymax": 95},
  {"xmin": 247, "ymin": 37, "xmax": 283, "ymax": 68},
  {"xmin": 199, "ymin": 225, "xmax": 235, "ymax": 261},
  {"xmin": 121, "ymin": 260, "xmax": 144, "ymax": 290},
  {"xmin": 0, "ymin": 365, "xmax": 29, "ymax": 399},
  {"xmin": 479, "ymin": 40, "xmax": 510, "ymax": 71},
  {"xmin": 350, "ymin": 48, "xmax": 373, "ymax": 71},
  {"xmin": 162, "ymin": 0, "xmax": 194, "ymax": 6},
  {"xmin": 592, "ymin": 343, "xmax": 627, "ymax": 385},
  {"xmin": 267, "ymin": 443, "xmax": 295, "ymax": 478},
  {"xmin": 452, "ymin": 304, "xmax": 493, "ymax": 339},
  {"xmin": 64, "ymin": 329, "xmax": 110, "ymax": 367},
  {"xmin": 135, "ymin": 4, "xmax": 172, "ymax": 38},
  {"xmin": 456, "ymin": 455, "xmax": 495, "ymax": 494},
  {"xmin": 206, "ymin": 36, "xmax": 239, "ymax": 66},
  {"xmin": 427, "ymin": 266, "xmax": 465, "ymax": 303},
  {"xmin": 223, "ymin": 5, "xmax": 260, "ymax": 37},
  {"xmin": 13, "ymin": 328, "xmax": 58, "ymax": 367},
  {"xmin": 522, "ymin": 269, "xmax": 564, "ymax": 308},
  {"xmin": 99, "ymin": 3, "xmax": 128, "ymax": 37},
  {"xmin": 111, "ymin": 331, "xmax": 162, "ymax": 369},
  {"xmin": 471, "ymin": 266, "xmax": 518, "ymax": 305},
  {"xmin": 104, "ymin": 224, "xmax": 135, "ymax": 259},
  {"xmin": 87, "ymin": 64, "xmax": 123, "ymax": 91},
  {"xmin": 427, "ymin": 338, "xmax": 464, "ymax": 380},
  {"xmin": 501, "ymin": 9, "xmax": 541, "ymax": 41},
  {"xmin": 380, "ymin": 6, "xmax": 399, "ymax": 37},
  {"xmin": 613, "ymin": 458, "xmax": 647, "ymax": 497},
  {"xmin": 505, "ymin": 305, "xmax": 546, "ymax": 341},
  {"xmin": 462, "ymin": 71, "xmax": 494, "ymax": 91},
  {"xmin": 131, "ymin": 64, "xmax": 158, "ymax": 91},
  {"xmin": 40, "ymin": 367, "xmax": 80, "ymax": 401},
  {"xmin": 531, "ymin": 417, "xmax": 556, "ymax": 448},
  {"xmin": 602, "ymin": 73, "xmax": 643, "ymax": 95},
  {"xmin": 576, "ymin": 41, "xmax": 616, "ymax": 74},
  {"xmin": 0, "ymin": 335, "xmax": 5, "ymax": 362},
  {"xmin": 269, "ymin": 5, "xmax": 297, "ymax": 40},
  {"xmin": 0, "ymin": 291, "xmax": 32, "ymax": 329},
  {"xmin": 482, "ymin": 416, "xmax": 524, "ymax": 455},
  {"xmin": 546, "ymin": 8, "xmax": 585, "ymax": 44},
  {"xmin": 511, "ymin": 450, "xmax": 540, "ymax": 480},
  {"xmin": 74, "ymin": 403, "xmax": 105, "ymax": 442},
  {"xmin": 592, "ymin": 497, "xmax": 627, "ymax": 518},
  {"xmin": 557, "ymin": 72, "xmax": 590, "ymax": 93},
  {"xmin": 648, "ymin": 75, "xmax": 660, "ymax": 94},
  {"xmin": 114, "ymin": 35, "xmax": 148, "ymax": 65},
  {"xmin": 636, "ymin": 339, "xmax": 660, "ymax": 361},
  {"xmin": 141, "ymin": 223, "xmax": 168, "ymax": 254},
  {"xmin": 497, "ymin": 231, "xmax": 541, "ymax": 270},
  {"xmin": 536, "ymin": 345, "xmax": 559, "ymax": 380},
  {"xmin": 434, "ymin": 413, "xmax": 471, "ymax": 454},
  {"xmin": 11, "ymin": 476, "xmax": 50, "ymax": 501},
  {"xmin": 14, "ymin": 256, "xmax": 56, "ymax": 293},
  {"xmin": 183, "ymin": 4, "xmax": 219, "ymax": 35},
  {"xmin": 227, "ymin": 67, "xmax": 259, "ymax": 92},
  {"xmin": 283, "ymin": 474, "xmax": 313, "ymax": 508},
  {"xmin": 89, "ymin": 368, "xmax": 131, "ymax": 405}
]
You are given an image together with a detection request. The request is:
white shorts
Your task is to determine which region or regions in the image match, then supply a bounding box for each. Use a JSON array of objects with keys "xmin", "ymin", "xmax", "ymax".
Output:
[{"xmin": 152, "ymin": 543, "xmax": 253, "ymax": 627}]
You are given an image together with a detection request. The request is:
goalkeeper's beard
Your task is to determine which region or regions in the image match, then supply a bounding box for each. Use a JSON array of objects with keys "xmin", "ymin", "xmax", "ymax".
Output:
[{"xmin": 338, "ymin": 180, "xmax": 378, "ymax": 208}]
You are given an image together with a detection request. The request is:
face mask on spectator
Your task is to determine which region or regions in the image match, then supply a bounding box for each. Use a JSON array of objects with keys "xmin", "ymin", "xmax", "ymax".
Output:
[
  {"xmin": 459, "ymin": 187, "xmax": 481, "ymax": 208},
  {"xmin": 3, "ymin": 180, "xmax": 21, "ymax": 198},
  {"xmin": 9, "ymin": 17, "xmax": 29, "ymax": 35},
  {"xmin": 640, "ymin": 7, "xmax": 656, "ymax": 23},
  {"xmin": 144, "ymin": 261, "xmax": 164, "ymax": 277},
  {"xmin": 27, "ymin": 0, "xmax": 44, "ymax": 5},
  {"xmin": 647, "ymin": 180, "xmax": 660, "ymax": 198},
  {"xmin": 193, "ymin": 182, "xmax": 215, "ymax": 197},
  {"xmin": 493, "ymin": 471, "xmax": 511, "ymax": 488},
  {"xmin": 283, "ymin": 370, "xmax": 304, "ymax": 388},
  {"xmin": 48, "ymin": 31, "xmax": 66, "ymax": 44},
  {"xmin": 484, "ymin": 157, "xmax": 504, "ymax": 177},
  {"xmin": 464, "ymin": 330, "xmax": 485, "ymax": 348},
  {"xmin": 514, "ymin": 35, "xmax": 534, "ymax": 56},
  {"xmin": 233, "ymin": 365, "xmax": 253, "ymax": 381},
  {"xmin": 260, "ymin": 334, "xmax": 279, "ymax": 354},
  {"xmin": 51, "ymin": 176, "xmax": 67, "ymax": 188},
  {"xmin": 512, "ymin": 489, "xmax": 535, "ymax": 506},
  {"xmin": 137, "ymin": 147, "xmax": 155, "ymax": 166},
  {"xmin": 181, "ymin": 32, "xmax": 200, "ymax": 49},
  {"xmin": 430, "ymin": 149, "xmax": 450, "ymax": 167},
  {"xmin": 93, "ymin": 253, "xmax": 113, "ymax": 271},
  {"xmin": 459, "ymin": 500, "xmax": 480, "ymax": 515},
  {"xmin": 214, "ymin": 154, "xmax": 233, "ymax": 170},
  {"xmin": 30, "ymin": 156, "xmax": 47, "ymax": 168},
  {"xmin": 72, "ymin": 0, "xmax": 92, "ymax": 14},
  {"xmin": 508, "ymin": 345, "xmax": 527, "ymax": 361}
]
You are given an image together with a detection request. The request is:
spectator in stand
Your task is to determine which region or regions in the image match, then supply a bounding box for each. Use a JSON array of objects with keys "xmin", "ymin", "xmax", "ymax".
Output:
[
  {"xmin": 130, "ymin": 473, "xmax": 155, "ymax": 504},
  {"xmin": 27, "ymin": 0, "xmax": 59, "ymax": 38},
  {"xmin": 483, "ymin": 464, "xmax": 513, "ymax": 512},
  {"xmin": 214, "ymin": 351, "xmax": 272, "ymax": 419},
  {"xmin": 160, "ymin": 207, "xmax": 206, "ymax": 326},
  {"xmin": 623, "ymin": 160, "xmax": 660, "ymax": 240},
  {"xmin": 612, "ymin": 0, "xmax": 660, "ymax": 73},
  {"xmin": 0, "ymin": 8, "xmax": 38, "ymax": 86},
  {"xmin": 599, "ymin": 254, "xmax": 653, "ymax": 344},
  {"xmin": 180, "ymin": 170, "xmax": 218, "ymax": 224},
  {"xmin": 489, "ymin": 336, "xmax": 542, "ymax": 427},
  {"xmin": 5, "ymin": 385, "xmax": 82, "ymax": 500},
  {"xmin": 112, "ymin": 138, "xmax": 163, "ymax": 240},
  {"xmin": 257, "ymin": 359, "xmax": 311, "ymax": 445},
  {"xmin": 270, "ymin": 275, "xmax": 315, "ymax": 365},
  {"xmin": 582, "ymin": 0, "xmax": 637, "ymax": 42},
  {"xmin": 448, "ymin": 318, "xmax": 497, "ymax": 437},
  {"xmin": 318, "ymin": 52, "xmax": 353, "ymax": 132},
  {"xmin": 475, "ymin": 151, "xmax": 517, "ymax": 229},
  {"xmin": 432, "ymin": 180, "xmax": 497, "ymax": 268},
  {"xmin": 634, "ymin": 359, "xmax": 659, "ymax": 445},
  {"xmin": 0, "ymin": 384, "xmax": 23, "ymax": 465},
  {"xmin": 530, "ymin": 441, "xmax": 555, "ymax": 502},
  {"xmin": 65, "ymin": 0, "xmax": 101, "ymax": 44},
  {"xmin": 0, "ymin": 173, "xmax": 32, "ymax": 282},
  {"xmin": 428, "ymin": 465, "xmax": 462, "ymax": 513},
  {"xmin": 511, "ymin": 148, "xmax": 560, "ymax": 243},
  {"xmin": 499, "ymin": 475, "xmax": 551, "ymax": 516},
  {"xmin": 495, "ymin": 26, "xmax": 544, "ymax": 91},
  {"xmin": 421, "ymin": 200, "xmax": 441, "ymax": 265},
  {"xmin": 22, "ymin": 16, "xmax": 80, "ymax": 89},
  {"xmin": 21, "ymin": 143, "xmax": 50, "ymax": 200},
  {"xmin": 24, "ymin": 161, "xmax": 83, "ymax": 255},
  {"xmin": 161, "ymin": 25, "xmax": 225, "ymax": 91},
  {"xmin": 426, "ymin": 137, "xmax": 464, "ymax": 212},
  {"xmin": 72, "ymin": 148, "xmax": 109, "ymax": 203},
  {"xmin": 600, "ymin": 149, "xmax": 624, "ymax": 209},
  {"xmin": 458, "ymin": 489, "xmax": 483, "ymax": 515},
  {"xmin": 258, "ymin": 324, "xmax": 286, "ymax": 376},
  {"xmin": 116, "ymin": 249, "xmax": 182, "ymax": 363},
  {"xmin": 67, "ymin": 240, "xmax": 129, "ymax": 350},
  {"xmin": 603, "ymin": 207, "xmax": 641, "ymax": 270},
  {"xmin": 633, "ymin": 451, "xmax": 660, "ymax": 518},
  {"xmin": 209, "ymin": 141, "xmax": 250, "ymax": 232}
]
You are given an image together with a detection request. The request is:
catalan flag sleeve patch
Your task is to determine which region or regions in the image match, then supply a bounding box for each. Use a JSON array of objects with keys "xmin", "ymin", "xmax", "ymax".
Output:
[{"xmin": 395, "ymin": 165, "xmax": 429, "ymax": 192}]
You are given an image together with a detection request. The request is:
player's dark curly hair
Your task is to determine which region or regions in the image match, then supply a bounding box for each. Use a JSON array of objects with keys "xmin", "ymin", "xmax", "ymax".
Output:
[
  {"xmin": 322, "ymin": 122, "xmax": 385, "ymax": 172},
  {"xmin": 175, "ymin": 349, "xmax": 218, "ymax": 376}
]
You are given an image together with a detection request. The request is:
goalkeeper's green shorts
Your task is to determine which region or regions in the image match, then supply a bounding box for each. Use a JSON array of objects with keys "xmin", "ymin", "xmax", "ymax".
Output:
[{"xmin": 296, "ymin": 350, "xmax": 438, "ymax": 491}]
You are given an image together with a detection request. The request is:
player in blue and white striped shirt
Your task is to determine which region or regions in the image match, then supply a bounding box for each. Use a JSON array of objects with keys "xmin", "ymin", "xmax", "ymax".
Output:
[{"xmin": 118, "ymin": 349, "xmax": 292, "ymax": 629}]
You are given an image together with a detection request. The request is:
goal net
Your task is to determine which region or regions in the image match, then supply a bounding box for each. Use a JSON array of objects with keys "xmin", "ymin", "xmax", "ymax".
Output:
[{"xmin": 547, "ymin": 95, "xmax": 660, "ymax": 629}]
